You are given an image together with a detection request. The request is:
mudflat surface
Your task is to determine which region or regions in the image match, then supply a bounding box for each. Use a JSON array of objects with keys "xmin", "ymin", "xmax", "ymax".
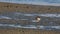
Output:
[
  {"xmin": 0, "ymin": 2, "xmax": 60, "ymax": 34},
  {"xmin": 0, "ymin": 28, "xmax": 60, "ymax": 34},
  {"xmin": 0, "ymin": 2, "xmax": 60, "ymax": 13}
]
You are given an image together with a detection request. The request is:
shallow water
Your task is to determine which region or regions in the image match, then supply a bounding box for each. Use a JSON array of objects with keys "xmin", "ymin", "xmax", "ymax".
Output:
[
  {"xmin": 0, "ymin": 12, "xmax": 60, "ymax": 30},
  {"xmin": 0, "ymin": 0, "xmax": 60, "ymax": 6}
]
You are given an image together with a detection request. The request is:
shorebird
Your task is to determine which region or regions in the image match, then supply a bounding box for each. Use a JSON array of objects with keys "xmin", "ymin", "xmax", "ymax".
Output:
[
  {"xmin": 35, "ymin": 16, "xmax": 41, "ymax": 22},
  {"xmin": 32, "ymin": 16, "xmax": 41, "ymax": 22}
]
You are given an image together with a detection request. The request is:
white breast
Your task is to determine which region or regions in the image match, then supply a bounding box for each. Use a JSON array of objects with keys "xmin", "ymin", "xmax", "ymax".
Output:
[{"xmin": 32, "ymin": 18, "xmax": 41, "ymax": 22}]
